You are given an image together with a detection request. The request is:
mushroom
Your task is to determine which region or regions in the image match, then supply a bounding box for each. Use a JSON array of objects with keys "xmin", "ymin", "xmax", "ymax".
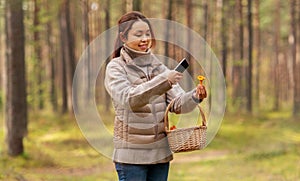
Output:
[{"xmin": 197, "ymin": 75, "xmax": 205, "ymax": 85}]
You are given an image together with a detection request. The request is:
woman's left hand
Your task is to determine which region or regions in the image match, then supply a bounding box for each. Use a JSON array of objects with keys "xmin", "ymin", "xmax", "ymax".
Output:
[{"xmin": 194, "ymin": 84, "xmax": 207, "ymax": 100}]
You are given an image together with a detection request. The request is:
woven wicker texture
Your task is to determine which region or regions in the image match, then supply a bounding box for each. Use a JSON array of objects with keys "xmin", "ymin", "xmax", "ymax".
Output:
[{"xmin": 164, "ymin": 101, "xmax": 207, "ymax": 153}]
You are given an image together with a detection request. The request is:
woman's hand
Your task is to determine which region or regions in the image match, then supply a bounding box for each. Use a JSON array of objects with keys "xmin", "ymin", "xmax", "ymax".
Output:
[
  {"xmin": 194, "ymin": 84, "xmax": 207, "ymax": 100},
  {"xmin": 167, "ymin": 70, "xmax": 183, "ymax": 85}
]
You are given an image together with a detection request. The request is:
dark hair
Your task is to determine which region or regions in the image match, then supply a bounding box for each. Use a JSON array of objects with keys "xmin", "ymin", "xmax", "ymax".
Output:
[{"xmin": 112, "ymin": 11, "xmax": 156, "ymax": 58}]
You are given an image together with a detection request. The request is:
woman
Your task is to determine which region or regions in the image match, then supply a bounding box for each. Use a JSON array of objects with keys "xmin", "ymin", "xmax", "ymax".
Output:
[{"xmin": 104, "ymin": 11, "xmax": 207, "ymax": 181}]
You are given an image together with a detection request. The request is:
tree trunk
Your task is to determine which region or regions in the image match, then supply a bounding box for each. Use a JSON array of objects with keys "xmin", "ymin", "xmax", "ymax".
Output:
[
  {"xmin": 164, "ymin": 0, "xmax": 173, "ymax": 66},
  {"xmin": 232, "ymin": 0, "xmax": 244, "ymax": 108},
  {"xmin": 81, "ymin": 0, "xmax": 91, "ymax": 107},
  {"xmin": 221, "ymin": 0, "xmax": 228, "ymax": 80},
  {"xmin": 297, "ymin": 0, "xmax": 300, "ymax": 116},
  {"xmin": 122, "ymin": 0, "xmax": 127, "ymax": 14},
  {"xmin": 126, "ymin": 0, "xmax": 133, "ymax": 12},
  {"xmin": 65, "ymin": 0, "xmax": 76, "ymax": 113},
  {"xmin": 33, "ymin": 0, "xmax": 44, "ymax": 110},
  {"xmin": 185, "ymin": 0, "xmax": 194, "ymax": 89},
  {"xmin": 291, "ymin": 0, "xmax": 300, "ymax": 116},
  {"xmin": 0, "ymin": 7, "xmax": 3, "ymax": 110},
  {"xmin": 59, "ymin": 1, "xmax": 69, "ymax": 114},
  {"xmin": 246, "ymin": 0, "xmax": 253, "ymax": 113},
  {"xmin": 253, "ymin": 0, "xmax": 261, "ymax": 108},
  {"xmin": 59, "ymin": 0, "xmax": 76, "ymax": 113},
  {"xmin": 46, "ymin": 0, "xmax": 58, "ymax": 112},
  {"xmin": 133, "ymin": 0, "xmax": 141, "ymax": 11},
  {"xmin": 273, "ymin": 0, "xmax": 281, "ymax": 111},
  {"xmin": 82, "ymin": 0, "xmax": 90, "ymax": 55},
  {"xmin": 202, "ymin": 0, "xmax": 208, "ymax": 41},
  {"xmin": 105, "ymin": 0, "xmax": 111, "ymax": 112},
  {"xmin": 5, "ymin": 0, "xmax": 27, "ymax": 156}
]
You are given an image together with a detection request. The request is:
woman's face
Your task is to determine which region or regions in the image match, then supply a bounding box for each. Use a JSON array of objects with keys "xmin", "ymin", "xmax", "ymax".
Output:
[{"xmin": 123, "ymin": 20, "xmax": 152, "ymax": 52}]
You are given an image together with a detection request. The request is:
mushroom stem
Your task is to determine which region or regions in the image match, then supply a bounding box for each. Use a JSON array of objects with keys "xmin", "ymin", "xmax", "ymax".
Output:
[{"xmin": 197, "ymin": 75, "xmax": 206, "ymax": 85}]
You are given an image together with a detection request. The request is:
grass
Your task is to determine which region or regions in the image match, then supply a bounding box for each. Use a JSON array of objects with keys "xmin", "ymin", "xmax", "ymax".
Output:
[
  {"xmin": 168, "ymin": 111, "xmax": 300, "ymax": 181},
  {"xmin": 0, "ymin": 109, "xmax": 300, "ymax": 180},
  {"xmin": 0, "ymin": 110, "xmax": 117, "ymax": 181}
]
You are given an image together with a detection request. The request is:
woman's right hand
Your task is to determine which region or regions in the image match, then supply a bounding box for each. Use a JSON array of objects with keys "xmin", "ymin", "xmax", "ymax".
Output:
[{"xmin": 168, "ymin": 70, "xmax": 183, "ymax": 85}]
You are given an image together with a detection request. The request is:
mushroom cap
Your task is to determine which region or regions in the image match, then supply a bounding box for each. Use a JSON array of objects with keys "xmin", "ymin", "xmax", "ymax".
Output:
[{"xmin": 197, "ymin": 75, "xmax": 206, "ymax": 81}]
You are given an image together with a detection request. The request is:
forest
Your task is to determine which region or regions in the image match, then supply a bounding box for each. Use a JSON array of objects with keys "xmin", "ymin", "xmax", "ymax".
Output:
[{"xmin": 1, "ymin": 0, "xmax": 300, "ymax": 180}]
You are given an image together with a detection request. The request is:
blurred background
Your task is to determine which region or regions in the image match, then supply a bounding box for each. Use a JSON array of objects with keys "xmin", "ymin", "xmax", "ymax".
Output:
[{"xmin": 1, "ymin": 0, "xmax": 300, "ymax": 180}]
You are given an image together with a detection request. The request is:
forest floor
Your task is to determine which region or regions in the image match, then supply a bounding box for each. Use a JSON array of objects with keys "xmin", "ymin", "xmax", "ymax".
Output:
[{"xmin": 0, "ymin": 110, "xmax": 300, "ymax": 181}]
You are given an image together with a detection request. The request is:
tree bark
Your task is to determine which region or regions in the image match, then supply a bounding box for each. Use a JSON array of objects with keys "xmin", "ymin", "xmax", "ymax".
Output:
[
  {"xmin": 33, "ymin": 0, "xmax": 44, "ymax": 110},
  {"xmin": 185, "ymin": 0, "xmax": 194, "ymax": 89},
  {"xmin": 81, "ymin": 0, "xmax": 91, "ymax": 107},
  {"xmin": 126, "ymin": 0, "xmax": 133, "ymax": 12},
  {"xmin": 232, "ymin": 0, "xmax": 244, "ymax": 107},
  {"xmin": 164, "ymin": 0, "xmax": 173, "ymax": 66},
  {"xmin": 253, "ymin": 0, "xmax": 261, "ymax": 108},
  {"xmin": 5, "ymin": 0, "xmax": 27, "ymax": 156},
  {"xmin": 59, "ymin": 0, "xmax": 76, "ymax": 113},
  {"xmin": 246, "ymin": 0, "xmax": 253, "ymax": 112},
  {"xmin": 273, "ymin": 0, "xmax": 281, "ymax": 111},
  {"xmin": 221, "ymin": 0, "xmax": 228, "ymax": 80},
  {"xmin": 133, "ymin": 0, "xmax": 141, "ymax": 11},
  {"xmin": 46, "ymin": 0, "xmax": 58, "ymax": 112},
  {"xmin": 0, "ymin": 7, "xmax": 3, "ymax": 109},
  {"xmin": 59, "ymin": 1, "xmax": 69, "ymax": 114},
  {"xmin": 105, "ymin": 0, "xmax": 111, "ymax": 112},
  {"xmin": 82, "ymin": 0, "xmax": 90, "ymax": 53},
  {"xmin": 202, "ymin": 0, "xmax": 208, "ymax": 41},
  {"xmin": 291, "ymin": 0, "xmax": 300, "ymax": 116},
  {"xmin": 65, "ymin": 0, "xmax": 76, "ymax": 113},
  {"xmin": 122, "ymin": 0, "xmax": 127, "ymax": 14}
]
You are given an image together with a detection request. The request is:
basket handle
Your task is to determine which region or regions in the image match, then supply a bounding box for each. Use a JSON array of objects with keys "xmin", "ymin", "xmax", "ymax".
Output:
[{"xmin": 164, "ymin": 100, "xmax": 207, "ymax": 132}]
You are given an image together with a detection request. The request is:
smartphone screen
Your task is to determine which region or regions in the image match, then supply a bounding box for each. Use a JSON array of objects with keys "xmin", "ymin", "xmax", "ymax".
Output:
[{"xmin": 174, "ymin": 58, "xmax": 189, "ymax": 73}]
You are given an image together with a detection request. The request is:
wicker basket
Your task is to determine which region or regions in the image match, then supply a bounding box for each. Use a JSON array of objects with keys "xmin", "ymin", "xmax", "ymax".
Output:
[{"xmin": 164, "ymin": 101, "xmax": 207, "ymax": 153}]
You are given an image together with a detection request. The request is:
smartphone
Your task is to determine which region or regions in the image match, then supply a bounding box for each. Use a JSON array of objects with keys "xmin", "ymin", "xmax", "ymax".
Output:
[{"xmin": 174, "ymin": 58, "xmax": 189, "ymax": 73}]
